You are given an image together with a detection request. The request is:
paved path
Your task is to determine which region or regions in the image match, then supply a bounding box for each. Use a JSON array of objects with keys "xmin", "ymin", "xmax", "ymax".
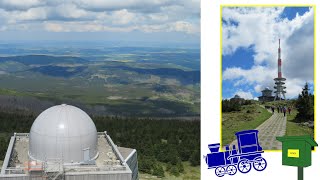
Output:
[
  {"xmin": 227, "ymin": 109, "xmax": 286, "ymax": 150},
  {"xmin": 256, "ymin": 111, "xmax": 286, "ymax": 150}
]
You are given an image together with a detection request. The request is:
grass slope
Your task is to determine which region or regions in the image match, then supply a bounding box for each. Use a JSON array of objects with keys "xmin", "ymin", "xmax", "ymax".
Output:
[
  {"xmin": 286, "ymin": 108, "xmax": 314, "ymax": 136},
  {"xmin": 222, "ymin": 104, "xmax": 272, "ymax": 146}
]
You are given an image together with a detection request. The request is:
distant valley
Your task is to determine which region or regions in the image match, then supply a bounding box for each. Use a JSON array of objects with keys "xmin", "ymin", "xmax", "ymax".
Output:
[{"xmin": 0, "ymin": 44, "xmax": 200, "ymax": 117}]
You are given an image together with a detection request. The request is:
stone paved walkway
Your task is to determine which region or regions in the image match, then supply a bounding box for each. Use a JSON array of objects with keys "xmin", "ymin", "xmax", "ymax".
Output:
[
  {"xmin": 227, "ymin": 109, "xmax": 286, "ymax": 150},
  {"xmin": 256, "ymin": 111, "xmax": 286, "ymax": 150}
]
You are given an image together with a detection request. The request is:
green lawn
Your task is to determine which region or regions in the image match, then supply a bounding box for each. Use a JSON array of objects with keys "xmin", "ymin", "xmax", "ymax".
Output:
[
  {"xmin": 286, "ymin": 109, "xmax": 314, "ymax": 136},
  {"xmin": 222, "ymin": 104, "xmax": 272, "ymax": 146},
  {"xmin": 139, "ymin": 162, "xmax": 200, "ymax": 180}
]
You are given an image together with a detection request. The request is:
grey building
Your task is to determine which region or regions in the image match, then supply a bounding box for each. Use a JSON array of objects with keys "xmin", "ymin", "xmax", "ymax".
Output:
[
  {"xmin": 230, "ymin": 94, "xmax": 245, "ymax": 104},
  {"xmin": 0, "ymin": 104, "xmax": 138, "ymax": 180},
  {"xmin": 258, "ymin": 87, "xmax": 275, "ymax": 102}
]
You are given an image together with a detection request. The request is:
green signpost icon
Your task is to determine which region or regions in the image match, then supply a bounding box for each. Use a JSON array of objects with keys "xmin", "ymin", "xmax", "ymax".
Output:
[{"xmin": 276, "ymin": 136, "xmax": 318, "ymax": 180}]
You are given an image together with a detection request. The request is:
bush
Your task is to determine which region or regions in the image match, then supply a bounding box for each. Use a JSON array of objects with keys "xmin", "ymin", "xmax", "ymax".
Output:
[
  {"xmin": 169, "ymin": 166, "xmax": 180, "ymax": 176},
  {"xmin": 138, "ymin": 156, "xmax": 154, "ymax": 174},
  {"xmin": 0, "ymin": 137, "xmax": 7, "ymax": 159},
  {"xmin": 222, "ymin": 99, "xmax": 241, "ymax": 112},
  {"xmin": 152, "ymin": 164, "xmax": 165, "ymax": 178},
  {"xmin": 189, "ymin": 149, "xmax": 200, "ymax": 166}
]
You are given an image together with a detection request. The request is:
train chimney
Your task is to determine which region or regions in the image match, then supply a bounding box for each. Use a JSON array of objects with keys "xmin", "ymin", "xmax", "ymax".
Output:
[{"xmin": 208, "ymin": 143, "xmax": 220, "ymax": 153}]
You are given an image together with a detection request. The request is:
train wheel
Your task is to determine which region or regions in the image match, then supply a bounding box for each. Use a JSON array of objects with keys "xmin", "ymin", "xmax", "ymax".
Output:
[
  {"xmin": 238, "ymin": 159, "xmax": 251, "ymax": 173},
  {"xmin": 215, "ymin": 166, "xmax": 225, "ymax": 177},
  {"xmin": 253, "ymin": 157, "xmax": 267, "ymax": 171},
  {"xmin": 226, "ymin": 165, "xmax": 237, "ymax": 175}
]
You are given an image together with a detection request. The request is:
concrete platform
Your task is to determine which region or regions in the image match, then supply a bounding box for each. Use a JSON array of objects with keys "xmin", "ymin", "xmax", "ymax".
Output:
[{"xmin": 0, "ymin": 132, "xmax": 138, "ymax": 180}]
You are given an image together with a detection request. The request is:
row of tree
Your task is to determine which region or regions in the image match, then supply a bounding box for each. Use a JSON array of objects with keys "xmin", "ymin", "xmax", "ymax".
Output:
[{"xmin": 222, "ymin": 99, "xmax": 252, "ymax": 112}]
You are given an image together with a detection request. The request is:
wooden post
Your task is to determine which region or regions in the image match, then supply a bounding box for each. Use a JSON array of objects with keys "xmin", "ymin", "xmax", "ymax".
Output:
[{"xmin": 298, "ymin": 167, "xmax": 303, "ymax": 180}]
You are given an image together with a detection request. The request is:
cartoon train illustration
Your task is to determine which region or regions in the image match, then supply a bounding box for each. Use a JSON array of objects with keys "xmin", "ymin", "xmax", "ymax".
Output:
[{"xmin": 205, "ymin": 130, "xmax": 267, "ymax": 177}]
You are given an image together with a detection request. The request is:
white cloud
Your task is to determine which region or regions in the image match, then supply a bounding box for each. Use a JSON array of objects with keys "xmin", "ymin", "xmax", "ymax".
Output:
[
  {"xmin": 223, "ymin": 7, "xmax": 313, "ymax": 66},
  {"xmin": 172, "ymin": 21, "xmax": 199, "ymax": 34},
  {"xmin": 0, "ymin": 0, "xmax": 45, "ymax": 10},
  {"xmin": 148, "ymin": 14, "xmax": 168, "ymax": 22},
  {"xmin": 111, "ymin": 9, "xmax": 138, "ymax": 25},
  {"xmin": 54, "ymin": 4, "xmax": 89, "ymax": 20},
  {"xmin": 234, "ymin": 90, "xmax": 254, "ymax": 100},
  {"xmin": 285, "ymin": 78, "xmax": 306, "ymax": 98},
  {"xmin": 223, "ymin": 65, "xmax": 275, "ymax": 86},
  {"xmin": 222, "ymin": 7, "xmax": 314, "ymax": 99},
  {"xmin": 43, "ymin": 20, "xmax": 200, "ymax": 34},
  {"xmin": 73, "ymin": 0, "xmax": 173, "ymax": 12},
  {"xmin": 285, "ymin": 13, "xmax": 314, "ymax": 81},
  {"xmin": 44, "ymin": 22, "xmax": 136, "ymax": 32},
  {"xmin": 10, "ymin": 7, "xmax": 47, "ymax": 22},
  {"xmin": 0, "ymin": 0, "xmax": 199, "ymax": 35}
]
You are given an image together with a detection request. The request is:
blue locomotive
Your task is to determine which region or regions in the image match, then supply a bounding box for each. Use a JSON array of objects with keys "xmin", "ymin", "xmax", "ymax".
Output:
[{"xmin": 205, "ymin": 130, "xmax": 267, "ymax": 177}]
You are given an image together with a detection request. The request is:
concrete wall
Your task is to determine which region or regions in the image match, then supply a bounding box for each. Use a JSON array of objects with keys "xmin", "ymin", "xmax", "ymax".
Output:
[
  {"xmin": 0, "ymin": 175, "xmax": 37, "ymax": 180},
  {"xmin": 0, "ymin": 173, "xmax": 131, "ymax": 180},
  {"xmin": 65, "ymin": 173, "xmax": 131, "ymax": 180},
  {"xmin": 1, "ymin": 135, "xmax": 16, "ymax": 175},
  {"xmin": 125, "ymin": 150, "xmax": 139, "ymax": 180}
]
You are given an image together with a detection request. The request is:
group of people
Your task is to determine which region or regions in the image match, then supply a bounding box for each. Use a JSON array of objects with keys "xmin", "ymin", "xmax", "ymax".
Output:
[{"xmin": 269, "ymin": 105, "xmax": 291, "ymax": 117}]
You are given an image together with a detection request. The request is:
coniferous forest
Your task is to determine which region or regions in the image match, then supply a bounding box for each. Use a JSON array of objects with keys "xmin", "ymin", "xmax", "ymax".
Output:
[{"xmin": 0, "ymin": 108, "xmax": 200, "ymax": 177}]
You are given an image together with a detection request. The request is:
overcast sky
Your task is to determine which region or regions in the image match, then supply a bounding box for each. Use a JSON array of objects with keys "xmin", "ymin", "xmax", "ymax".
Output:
[
  {"xmin": 0, "ymin": 0, "xmax": 199, "ymax": 44},
  {"xmin": 222, "ymin": 7, "xmax": 314, "ymax": 99}
]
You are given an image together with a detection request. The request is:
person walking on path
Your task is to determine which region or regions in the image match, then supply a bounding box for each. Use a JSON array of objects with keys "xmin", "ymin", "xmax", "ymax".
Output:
[
  {"xmin": 283, "ymin": 106, "xmax": 287, "ymax": 117},
  {"xmin": 280, "ymin": 106, "xmax": 283, "ymax": 113},
  {"xmin": 271, "ymin": 106, "xmax": 275, "ymax": 114},
  {"xmin": 277, "ymin": 106, "xmax": 280, "ymax": 113},
  {"xmin": 288, "ymin": 107, "xmax": 291, "ymax": 115}
]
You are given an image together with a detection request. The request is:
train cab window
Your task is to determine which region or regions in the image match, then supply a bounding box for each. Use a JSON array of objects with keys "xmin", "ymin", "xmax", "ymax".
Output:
[{"xmin": 239, "ymin": 133, "xmax": 257, "ymax": 146}]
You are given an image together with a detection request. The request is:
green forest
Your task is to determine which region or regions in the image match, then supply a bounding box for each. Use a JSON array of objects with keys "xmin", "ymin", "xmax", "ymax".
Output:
[{"xmin": 0, "ymin": 108, "xmax": 200, "ymax": 178}]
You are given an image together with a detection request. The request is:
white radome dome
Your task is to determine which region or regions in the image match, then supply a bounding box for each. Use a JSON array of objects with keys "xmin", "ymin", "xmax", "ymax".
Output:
[{"xmin": 29, "ymin": 104, "xmax": 98, "ymax": 163}]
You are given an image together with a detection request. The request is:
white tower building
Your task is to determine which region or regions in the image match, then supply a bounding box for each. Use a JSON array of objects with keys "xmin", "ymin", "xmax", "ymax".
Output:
[{"xmin": 274, "ymin": 39, "xmax": 286, "ymax": 101}]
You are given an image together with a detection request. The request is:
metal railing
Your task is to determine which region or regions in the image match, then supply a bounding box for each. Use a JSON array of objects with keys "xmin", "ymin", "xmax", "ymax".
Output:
[{"xmin": 103, "ymin": 131, "xmax": 126, "ymax": 165}]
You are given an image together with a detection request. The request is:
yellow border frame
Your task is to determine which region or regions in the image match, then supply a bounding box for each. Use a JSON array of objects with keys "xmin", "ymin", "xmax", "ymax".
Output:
[{"xmin": 220, "ymin": 5, "xmax": 316, "ymax": 152}]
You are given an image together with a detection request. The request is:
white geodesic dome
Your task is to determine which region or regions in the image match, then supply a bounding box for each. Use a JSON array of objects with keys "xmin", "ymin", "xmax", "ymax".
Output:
[{"xmin": 29, "ymin": 104, "xmax": 98, "ymax": 163}]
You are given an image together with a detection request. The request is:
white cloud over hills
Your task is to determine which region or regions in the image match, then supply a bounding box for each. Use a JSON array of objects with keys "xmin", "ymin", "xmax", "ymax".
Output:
[
  {"xmin": 0, "ymin": 0, "xmax": 200, "ymax": 34},
  {"xmin": 222, "ymin": 7, "xmax": 314, "ymax": 99}
]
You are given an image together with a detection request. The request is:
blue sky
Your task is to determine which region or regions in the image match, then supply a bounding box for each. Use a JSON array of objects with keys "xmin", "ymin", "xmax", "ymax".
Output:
[
  {"xmin": 222, "ymin": 7, "xmax": 314, "ymax": 100},
  {"xmin": 0, "ymin": 0, "xmax": 199, "ymax": 44}
]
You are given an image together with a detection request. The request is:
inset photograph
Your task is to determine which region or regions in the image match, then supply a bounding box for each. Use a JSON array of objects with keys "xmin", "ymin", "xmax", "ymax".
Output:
[
  {"xmin": 221, "ymin": 6, "xmax": 314, "ymax": 150},
  {"xmin": 0, "ymin": 1, "xmax": 200, "ymax": 179}
]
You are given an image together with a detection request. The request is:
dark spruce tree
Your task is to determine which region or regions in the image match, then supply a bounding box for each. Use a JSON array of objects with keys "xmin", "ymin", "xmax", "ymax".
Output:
[{"xmin": 295, "ymin": 83, "xmax": 314, "ymax": 123}]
